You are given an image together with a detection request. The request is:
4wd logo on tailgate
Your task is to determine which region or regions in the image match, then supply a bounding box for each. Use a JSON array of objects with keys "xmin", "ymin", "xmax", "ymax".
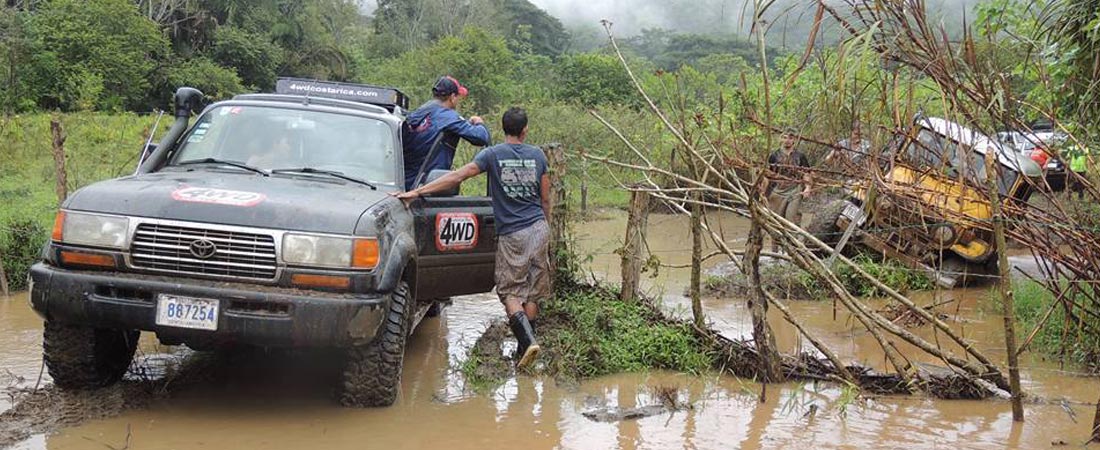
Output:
[
  {"xmin": 435, "ymin": 213, "xmax": 479, "ymax": 251},
  {"xmin": 172, "ymin": 187, "xmax": 266, "ymax": 207}
]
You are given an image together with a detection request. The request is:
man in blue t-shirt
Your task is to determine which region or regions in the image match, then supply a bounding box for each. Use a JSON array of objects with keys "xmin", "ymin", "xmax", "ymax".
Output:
[
  {"xmin": 396, "ymin": 107, "xmax": 549, "ymax": 369},
  {"xmin": 402, "ymin": 76, "xmax": 492, "ymax": 189}
]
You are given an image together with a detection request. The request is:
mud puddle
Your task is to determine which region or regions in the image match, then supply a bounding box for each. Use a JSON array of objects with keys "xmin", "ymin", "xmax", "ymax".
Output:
[{"xmin": 0, "ymin": 211, "xmax": 1098, "ymax": 448}]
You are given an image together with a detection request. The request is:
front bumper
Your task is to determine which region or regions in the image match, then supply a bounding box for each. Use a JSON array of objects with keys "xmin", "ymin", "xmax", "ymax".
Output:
[{"xmin": 29, "ymin": 263, "xmax": 389, "ymax": 348}]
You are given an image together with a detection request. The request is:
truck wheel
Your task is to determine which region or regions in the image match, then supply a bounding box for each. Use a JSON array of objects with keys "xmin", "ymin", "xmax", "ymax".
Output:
[
  {"xmin": 806, "ymin": 199, "xmax": 851, "ymax": 250},
  {"xmin": 340, "ymin": 281, "xmax": 411, "ymax": 407},
  {"xmin": 43, "ymin": 321, "xmax": 138, "ymax": 389}
]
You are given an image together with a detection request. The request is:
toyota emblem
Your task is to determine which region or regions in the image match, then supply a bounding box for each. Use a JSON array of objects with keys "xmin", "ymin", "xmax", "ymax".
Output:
[{"xmin": 188, "ymin": 239, "xmax": 218, "ymax": 259}]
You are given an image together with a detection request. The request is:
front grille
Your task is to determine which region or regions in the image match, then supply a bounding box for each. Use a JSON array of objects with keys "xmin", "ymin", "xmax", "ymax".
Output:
[{"xmin": 130, "ymin": 223, "xmax": 277, "ymax": 280}]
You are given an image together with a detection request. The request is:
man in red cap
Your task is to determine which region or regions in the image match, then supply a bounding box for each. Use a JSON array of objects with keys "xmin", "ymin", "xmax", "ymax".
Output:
[{"xmin": 402, "ymin": 76, "xmax": 491, "ymax": 189}]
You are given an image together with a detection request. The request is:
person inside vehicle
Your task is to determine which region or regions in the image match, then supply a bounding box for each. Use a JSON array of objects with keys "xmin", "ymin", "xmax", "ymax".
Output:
[
  {"xmin": 246, "ymin": 133, "xmax": 297, "ymax": 169},
  {"xmin": 766, "ymin": 127, "xmax": 812, "ymax": 252},
  {"xmin": 402, "ymin": 76, "xmax": 491, "ymax": 189},
  {"xmin": 396, "ymin": 107, "xmax": 548, "ymax": 370}
]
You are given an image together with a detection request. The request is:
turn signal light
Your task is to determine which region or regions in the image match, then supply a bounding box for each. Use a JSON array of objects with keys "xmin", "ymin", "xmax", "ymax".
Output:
[
  {"xmin": 352, "ymin": 239, "xmax": 379, "ymax": 269},
  {"xmin": 291, "ymin": 274, "xmax": 351, "ymax": 289},
  {"xmin": 52, "ymin": 211, "xmax": 66, "ymax": 241},
  {"xmin": 60, "ymin": 251, "xmax": 115, "ymax": 268}
]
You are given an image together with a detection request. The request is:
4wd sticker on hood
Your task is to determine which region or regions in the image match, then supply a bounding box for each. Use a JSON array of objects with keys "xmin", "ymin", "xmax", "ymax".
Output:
[
  {"xmin": 435, "ymin": 212, "xmax": 479, "ymax": 251},
  {"xmin": 172, "ymin": 187, "xmax": 266, "ymax": 207}
]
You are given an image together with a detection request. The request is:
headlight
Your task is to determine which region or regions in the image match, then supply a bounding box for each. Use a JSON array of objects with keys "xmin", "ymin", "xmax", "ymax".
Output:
[
  {"xmin": 281, "ymin": 234, "xmax": 378, "ymax": 269},
  {"xmin": 56, "ymin": 211, "xmax": 129, "ymax": 248}
]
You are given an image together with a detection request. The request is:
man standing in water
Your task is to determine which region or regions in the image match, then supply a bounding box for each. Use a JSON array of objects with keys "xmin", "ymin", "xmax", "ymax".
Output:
[
  {"xmin": 396, "ymin": 107, "xmax": 549, "ymax": 369},
  {"xmin": 766, "ymin": 128, "xmax": 812, "ymax": 252}
]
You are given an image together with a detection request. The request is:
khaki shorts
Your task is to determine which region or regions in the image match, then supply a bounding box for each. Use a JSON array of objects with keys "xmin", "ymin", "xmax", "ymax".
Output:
[{"xmin": 495, "ymin": 220, "xmax": 550, "ymax": 305}]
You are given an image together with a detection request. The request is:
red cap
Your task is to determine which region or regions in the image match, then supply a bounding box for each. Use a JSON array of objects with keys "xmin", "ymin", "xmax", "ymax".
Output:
[{"xmin": 433, "ymin": 76, "xmax": 468, "ymax": 97}]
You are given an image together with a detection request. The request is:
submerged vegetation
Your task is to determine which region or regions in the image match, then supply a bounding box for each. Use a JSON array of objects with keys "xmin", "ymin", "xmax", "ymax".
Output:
[
  {"xmin": 461, "ymin": 282, "xmax": 712, "ymax": 389},
  {"xmin": 703, "ymin": 255, "xmax": 933, "ymax": 301}
]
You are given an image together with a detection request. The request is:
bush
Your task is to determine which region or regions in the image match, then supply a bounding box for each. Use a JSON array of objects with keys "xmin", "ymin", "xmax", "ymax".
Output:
[
  {"xmin": 541, "ymin": 285, "xmax": 712, "ymax": 377},
  {"xmin": 22, "ymin": 0, "xmax": 169, "ymax": 111},
  {"xmin": 0, "ymin": 219, "xmax": 48, "ymax": 291},
  {"xmin": 1010, "ymin": 280, "xmax": 1100, "ymax": 371},
  {"xmin": 162, "ymin": 57, "xmax": 247, "ymax": 102}
]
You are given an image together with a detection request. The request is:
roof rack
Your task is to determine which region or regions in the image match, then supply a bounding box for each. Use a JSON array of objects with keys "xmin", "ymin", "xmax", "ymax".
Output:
[{"xmin": 273, "ymin": 78, "xmax": 409, "ymax": 112}]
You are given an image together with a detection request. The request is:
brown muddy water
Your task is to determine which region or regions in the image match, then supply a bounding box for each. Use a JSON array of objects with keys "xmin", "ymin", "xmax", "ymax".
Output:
[{"xmin": 2, "ymin": 210, "xmax": 1099, "ymax": 449}]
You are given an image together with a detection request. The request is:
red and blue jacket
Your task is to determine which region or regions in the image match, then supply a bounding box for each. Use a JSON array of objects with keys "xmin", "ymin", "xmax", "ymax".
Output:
[{"xmin": 402, "ymin": 100, "xmax": 491, "ymax": 189}]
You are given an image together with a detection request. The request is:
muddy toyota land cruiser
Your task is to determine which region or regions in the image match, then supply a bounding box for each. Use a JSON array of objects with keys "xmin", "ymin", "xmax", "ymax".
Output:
[{"xmin": 28, "ymin": 79, "xmax": 496, "ymax": 407}]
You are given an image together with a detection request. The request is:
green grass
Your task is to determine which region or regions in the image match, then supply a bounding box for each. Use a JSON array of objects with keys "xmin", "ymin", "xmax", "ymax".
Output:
[
  {"xmin": 539, "ymin": 284, "xmax": 713, "ymax": 378},
  {"xmin": 0, "ymin": 113, "xmax": 166, "ymax": 289},
  {"xmin": 1007, "ymin": 280, "xmax": 1100, "ymax": 371}
]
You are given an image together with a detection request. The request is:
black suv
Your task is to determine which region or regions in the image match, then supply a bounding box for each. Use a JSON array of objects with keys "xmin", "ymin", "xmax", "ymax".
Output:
[{"xmin": 28, "ymin": 79, "xmax": 497, "ymax": 406}]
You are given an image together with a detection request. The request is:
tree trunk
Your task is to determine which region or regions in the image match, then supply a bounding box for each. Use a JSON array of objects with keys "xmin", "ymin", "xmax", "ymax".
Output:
[
  {"xmin": 690, "ymin": 194, "xmax": 704, "ymax": 328},
  {"xmin": 986, "ymin": 152, "xmax": 1023, "ymax": 422},
  {"xmin": 620, "ymin": 189, "xmax": 649, "ymax": 302},
  {"xmin": 746, "ymin": 202, "xmax": 782, "ymax": 382},
  {"xmin": 51, "ymin": 117, "xmax": 67, "ymax": 205}
]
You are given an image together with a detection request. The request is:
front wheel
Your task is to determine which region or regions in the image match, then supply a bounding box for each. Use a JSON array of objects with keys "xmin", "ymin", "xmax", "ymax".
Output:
[
  {"xmin": 43, "ymin": 321, "xmax": 138, "ymax": 389},
  {"xmin": 340, "ymin": 281, "xmax": 411, "ymax": 407},
  {"xmin": 805, "ymin": 199, "xmax": 853, "ymax": 252}
]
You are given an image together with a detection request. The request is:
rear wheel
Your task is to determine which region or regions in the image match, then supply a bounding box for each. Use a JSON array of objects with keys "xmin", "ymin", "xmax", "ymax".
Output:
[
  {"xmin": 805, "ymin": 199, "xmax": 852, "ymax": 251},
  {"xmin": 340, "ymin": 281, "xmax": 411, "ymax": 407},
  {"xmin": 43, "ymin": 321, "xmax": 138, "ymax": 389}
]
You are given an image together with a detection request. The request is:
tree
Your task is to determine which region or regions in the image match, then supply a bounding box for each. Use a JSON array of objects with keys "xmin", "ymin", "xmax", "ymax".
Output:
[
  {"xmin": 556, "ymin": 53, "xmax": 641, "ymax": 107},
  {"xmin": 24, "ymin": 0, "xmax": 169, "ymax": 110},
  {"xmin": 211, "ymin": 25, "xmax": 283, "ymax": 91}
]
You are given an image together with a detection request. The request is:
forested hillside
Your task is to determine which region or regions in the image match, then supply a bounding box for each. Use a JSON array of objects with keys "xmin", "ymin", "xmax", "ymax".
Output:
[{"xmin": 0, "ymin": 0, "xmax": 770, "ymax": 114}]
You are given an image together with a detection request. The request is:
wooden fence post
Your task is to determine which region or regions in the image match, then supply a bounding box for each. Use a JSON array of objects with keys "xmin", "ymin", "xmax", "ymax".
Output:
[
  {"xmin": 1092, "ymin": 396, "xmax": 1100, "ymax": 443},
  {"xmin": 690, "ymin": 194, "xmax": 704, "ymax": 328},
  {"xmin": 620, "ymin": 188, "xmax": 649, "ymax": 302},
  {"xmin": 0, "ymin": 255, "xmax": 9, "ymax": 297},
  {"xmin": 986, "ymin": 151, "xmax": 1023, "ymax": 422},
  {"xmin": 51, "ymin": 116, "xmax": 68, "ymax": 205},
  {"xmin": 543, "ymin": 143, "xmax": 568, "ymax": 286}
]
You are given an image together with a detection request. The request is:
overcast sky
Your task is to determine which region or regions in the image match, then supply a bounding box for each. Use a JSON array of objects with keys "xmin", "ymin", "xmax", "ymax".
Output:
[{"xmin": 362, "ymin": 0, "xmax": 983, "ymax": 37}]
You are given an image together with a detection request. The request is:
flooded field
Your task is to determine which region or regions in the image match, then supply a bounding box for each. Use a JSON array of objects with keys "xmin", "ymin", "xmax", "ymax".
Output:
[{"xmin": 2, "ymin": 211, "xmax": 1099, "ymax": 449}]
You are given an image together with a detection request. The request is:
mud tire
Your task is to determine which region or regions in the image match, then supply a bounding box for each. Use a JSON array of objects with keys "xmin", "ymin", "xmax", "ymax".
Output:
[
  {"xmin": 43, "ymin": 321, "xmax": 138, "ymax": 389},
  {"xmin": 340, "ymin": 281, "xmax": 411, "ymax": 407},
  {"xmin": 805, "ymin": 199, "xmax": 852, "ymax": 250}
]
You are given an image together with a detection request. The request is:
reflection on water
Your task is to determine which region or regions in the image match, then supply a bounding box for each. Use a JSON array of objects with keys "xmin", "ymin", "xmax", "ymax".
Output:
[{"xmin": 1, "ymin": 211, "xmax": 1098, "ymax": 448}]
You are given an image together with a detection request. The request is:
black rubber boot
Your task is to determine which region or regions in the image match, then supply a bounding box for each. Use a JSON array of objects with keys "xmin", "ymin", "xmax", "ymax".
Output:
[{"xmin": 508, "ymin": 311, "xmax": 540, "ymax": 369}]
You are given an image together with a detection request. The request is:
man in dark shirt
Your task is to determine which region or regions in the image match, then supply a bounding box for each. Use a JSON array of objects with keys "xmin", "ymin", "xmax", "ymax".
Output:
[
  {"xmin": 402, "ymin": 76, "xmax": 492, "ymax": 189},
  {"xmin": 766, "ymin": 128, "xmax": 812, "ymax": 252},
  {"xmin": 396, "ymin": 107, "xmax": 549, "ymax": 369}
]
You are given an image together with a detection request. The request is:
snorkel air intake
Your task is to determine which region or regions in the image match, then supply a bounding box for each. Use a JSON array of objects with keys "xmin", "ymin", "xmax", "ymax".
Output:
[{"xmin": 136, "ymin": 87, "xmax": 204, "ymax": 174}]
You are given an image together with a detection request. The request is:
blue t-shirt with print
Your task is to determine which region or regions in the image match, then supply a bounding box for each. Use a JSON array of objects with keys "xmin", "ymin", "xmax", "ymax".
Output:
[{"xmin": 473, "ymin": 143, "xmax": 547, "ymax": 236}]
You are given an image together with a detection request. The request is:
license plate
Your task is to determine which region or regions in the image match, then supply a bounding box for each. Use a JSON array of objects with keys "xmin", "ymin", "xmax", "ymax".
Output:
[
  {"xmin": 156, "ymin": 294, "xmax": 219, "ymax": 331},
  {"xmin": 841, "ymin": 203, "xmax": 867, "ymax": 226}
]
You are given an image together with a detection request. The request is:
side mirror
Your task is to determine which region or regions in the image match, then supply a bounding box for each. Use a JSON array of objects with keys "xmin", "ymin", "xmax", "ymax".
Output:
[{"xmin": 423, "ymin": 170, "xmax": 459, "ymax": 197}]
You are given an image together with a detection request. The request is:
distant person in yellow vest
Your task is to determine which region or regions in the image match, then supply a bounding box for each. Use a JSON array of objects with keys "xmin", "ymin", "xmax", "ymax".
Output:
[{"xmin": 1070, "ymin": 147, "xmax": 1089, "ymax": 200}]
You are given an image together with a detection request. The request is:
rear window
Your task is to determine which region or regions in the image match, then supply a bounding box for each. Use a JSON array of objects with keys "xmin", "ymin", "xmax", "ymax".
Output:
[{"xmin": 171, "ymin": 105, "xmax": 397, "ymax": 185}]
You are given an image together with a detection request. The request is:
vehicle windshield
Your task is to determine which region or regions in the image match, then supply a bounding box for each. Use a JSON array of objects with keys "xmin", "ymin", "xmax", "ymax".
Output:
[
  {"xmin": 170, "ymin": 105, "xmax": 396, "ymax": 185},
  {"xmin": 906, "ymin": 128, "xmax": 1019, "ymax": 195}
]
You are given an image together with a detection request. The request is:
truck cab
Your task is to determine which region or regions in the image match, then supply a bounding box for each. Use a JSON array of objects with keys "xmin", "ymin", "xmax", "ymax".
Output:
[
  {"xmin": 28, "ymin": 79, "xmax": 497, "ymax": 407},
  {"xmin": 808, "ymin": 116, "xmax": 1042, "ymax": 287}
]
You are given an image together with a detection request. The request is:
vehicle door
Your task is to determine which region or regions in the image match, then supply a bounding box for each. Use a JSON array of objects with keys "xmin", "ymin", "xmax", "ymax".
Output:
[{"xmin": 410, "ymin": 190, "xmax": 496, "ymax": 299}]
